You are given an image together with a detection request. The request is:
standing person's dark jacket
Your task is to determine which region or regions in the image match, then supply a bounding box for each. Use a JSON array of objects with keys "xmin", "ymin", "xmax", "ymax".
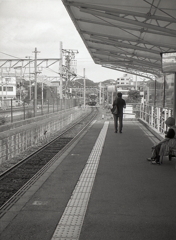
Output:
[
  {"xmin": 113, "ymin": 97, "xmax": 126, "ymax": 115},
  {"xmin": 112, "ymin": 92, "xmax": 126, "ymax": 133}
]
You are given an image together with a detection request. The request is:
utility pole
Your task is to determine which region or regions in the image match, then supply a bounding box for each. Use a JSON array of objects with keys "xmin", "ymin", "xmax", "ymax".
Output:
[
  {"xmin": 62, "ymin": 48, "xmax": 78, "ymax": 96},
  {"xmin": 29, "ymin": 57, "xmax": 31, "ymax": 100},
  {"xmin": 83, "ymin": 68, "xmax": 86, "ymax": 109},
  {"xmin": 1, "ymin": 68, "xmax": 3, "ymax": 100},
  {"xmin": 102, "ymin": 85, "xmax": 105, "ymax": 105},
  {"xmin": 33, "ymin": 47, "xmax": 40, "ymax": 116},
  {"xmin": 41, "ymin": 81, "xmax": 43, "ymax": 108},
  {"xmin": 135, "ymin": 75, "xmax": 138, "ymax": 90},
  {"xmin": 99, "ymin": 82, "xmax": 101, "ymax": 104},
  {"xmin": 25, "ymin": 56, "xmax": 31, "ymax": 100},
  {"xmin": 59, "ymin": 42, "xmax": 63, "ymax": 99}
]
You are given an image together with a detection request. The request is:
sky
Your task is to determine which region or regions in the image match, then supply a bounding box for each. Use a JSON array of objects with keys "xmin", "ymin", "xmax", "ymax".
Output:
[{"xmin": 0, "ymin": 0, "xmax": 124, "ymax": 82}]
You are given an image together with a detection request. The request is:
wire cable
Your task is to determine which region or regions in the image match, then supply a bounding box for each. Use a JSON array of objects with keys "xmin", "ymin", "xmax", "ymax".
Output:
[{"xmin": 0, "ymin": 51, "xmax": 22, "ymax": 59}]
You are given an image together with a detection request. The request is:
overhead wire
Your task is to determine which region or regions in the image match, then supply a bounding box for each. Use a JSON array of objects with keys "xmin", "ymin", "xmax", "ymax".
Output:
[{"xmin": 0, "ymin": 51, "xmax": 23, "ymax": 59}]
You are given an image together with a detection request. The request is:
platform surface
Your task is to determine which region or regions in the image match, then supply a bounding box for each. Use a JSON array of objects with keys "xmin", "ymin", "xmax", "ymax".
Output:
[{"xmin": 1, "ymin": 117, "xmax": 176, "ymax": 240}]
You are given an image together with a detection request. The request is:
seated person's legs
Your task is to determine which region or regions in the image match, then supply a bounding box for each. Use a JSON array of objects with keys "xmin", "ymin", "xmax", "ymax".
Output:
[
  {"xmin": 147, "ymin": 128, "xmax": 175, "ymax": 164},
  {"xmin": 147, "ymin": 143, "xmax": 161, "ymax": 163}
]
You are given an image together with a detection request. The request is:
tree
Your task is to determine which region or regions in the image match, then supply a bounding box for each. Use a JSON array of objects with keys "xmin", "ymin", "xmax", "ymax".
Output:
[{"xmin": 126, "ymin": 90, "xmax": 141, "ymax": 103}]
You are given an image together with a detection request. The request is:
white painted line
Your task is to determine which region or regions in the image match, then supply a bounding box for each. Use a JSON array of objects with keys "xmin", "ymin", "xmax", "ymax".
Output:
[
  {"xmin": 139, "ymin": 123, "xmax": 160, "ymax": 145},
  {"xmin": 51, "ymin": 121, "xmax": 109, "ymax": 240}
]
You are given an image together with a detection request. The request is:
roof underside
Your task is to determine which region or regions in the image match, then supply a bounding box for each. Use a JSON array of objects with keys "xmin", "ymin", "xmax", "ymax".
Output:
[{"xmin": 62, "ymin": 0, "xmax": 176, "ymax": 80}]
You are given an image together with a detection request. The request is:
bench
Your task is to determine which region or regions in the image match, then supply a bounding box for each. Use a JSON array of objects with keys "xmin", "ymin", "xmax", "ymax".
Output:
[{"xmin": 159, "ymin": 138, "xmax": 176, "ymax": 164}]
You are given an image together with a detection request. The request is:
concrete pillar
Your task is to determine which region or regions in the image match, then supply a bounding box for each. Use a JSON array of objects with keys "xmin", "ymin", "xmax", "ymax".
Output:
[
  {"xmin": 151, "ymin": 106, "xmax": 154, "ymax": 126},
  {"xmin": 174, "ymin": 73, "xmax": 176, "ymax": 120}
]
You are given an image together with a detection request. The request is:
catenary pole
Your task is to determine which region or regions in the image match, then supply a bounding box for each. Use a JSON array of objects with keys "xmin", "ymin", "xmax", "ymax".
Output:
[
  {"xmin": 59, "ymin": 42, "xmax": 63, "ymax": 99},
  {"xmin": 34, "ymin": 48, "xmax": 38, "ymax": 116},
  {"xmin": 99, "ymin": 82, "xmax": 101, "ymax": 104},
  {"xmin": 83, "ymin": 68, "xmax": 86, "ymax": 109}
]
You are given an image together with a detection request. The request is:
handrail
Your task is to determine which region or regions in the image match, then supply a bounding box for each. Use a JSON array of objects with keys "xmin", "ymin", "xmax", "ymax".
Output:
[{"xmin": 139, "ymin": 103, "xmax": 173, "ymax": 134}]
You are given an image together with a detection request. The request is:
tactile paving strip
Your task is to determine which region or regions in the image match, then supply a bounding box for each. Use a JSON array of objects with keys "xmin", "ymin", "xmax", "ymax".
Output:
[{"xmin": 51, "ymin": 121, "xmax": 109, "ymax": 240}]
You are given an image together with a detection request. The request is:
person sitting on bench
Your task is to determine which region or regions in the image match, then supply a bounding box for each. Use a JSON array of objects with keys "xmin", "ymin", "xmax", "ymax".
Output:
[{"xmin": 147, "ymin": 117, "xmax": 176, "ymax": 164}]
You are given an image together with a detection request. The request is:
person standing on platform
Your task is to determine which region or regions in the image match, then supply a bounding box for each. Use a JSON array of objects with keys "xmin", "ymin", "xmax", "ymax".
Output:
[{"xmin": 112, "ymin": 92, "xmax": 126, "ymax": 133}]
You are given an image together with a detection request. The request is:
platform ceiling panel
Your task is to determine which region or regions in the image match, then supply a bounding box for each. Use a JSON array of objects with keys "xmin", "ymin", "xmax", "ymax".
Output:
[{"xmin": 62, "ymin": 0, "xmax": 176, "ymax": 80}]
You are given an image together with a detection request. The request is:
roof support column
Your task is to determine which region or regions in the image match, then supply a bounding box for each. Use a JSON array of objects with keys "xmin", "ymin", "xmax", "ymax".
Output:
[{"xmin": 174, "ymin": 73, "xmax": 176, "ymax": 120}]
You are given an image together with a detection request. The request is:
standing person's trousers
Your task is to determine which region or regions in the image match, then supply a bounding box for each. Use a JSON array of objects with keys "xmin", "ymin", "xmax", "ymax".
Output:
[{"xmin": 113, "ymin": 114, "xmax": 123, "ymax": 132}]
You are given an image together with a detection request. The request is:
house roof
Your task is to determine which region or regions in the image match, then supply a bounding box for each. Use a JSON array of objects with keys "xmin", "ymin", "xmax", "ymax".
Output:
[{"xmin": 62, "ymin": 0, "xmax": 176, "ymax": 80}]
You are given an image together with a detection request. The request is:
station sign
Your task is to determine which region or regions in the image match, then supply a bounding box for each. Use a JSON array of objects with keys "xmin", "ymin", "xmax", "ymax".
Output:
[
  {"xmin": 161, "ymin": 52, "xmax": 176, "ymax": 73},
  {"xmin": 107, "ymin": 85, "xmax": 116, "ymax": 92}
]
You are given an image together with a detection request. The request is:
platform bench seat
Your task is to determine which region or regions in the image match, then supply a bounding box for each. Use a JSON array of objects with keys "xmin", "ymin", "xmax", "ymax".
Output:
[{"xmin": 159, "ymin": 138, "xmax": 176, "ymax": 164}]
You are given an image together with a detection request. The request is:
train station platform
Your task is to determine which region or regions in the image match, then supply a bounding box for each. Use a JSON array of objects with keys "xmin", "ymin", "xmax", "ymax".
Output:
[{"xmin": 1, "ymin": 116, "xmax": 176, "ymax": 240}]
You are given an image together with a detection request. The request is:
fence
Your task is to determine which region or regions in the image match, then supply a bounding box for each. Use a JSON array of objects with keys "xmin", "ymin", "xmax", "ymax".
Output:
[
  {"xmin": 0, "ymin": 106, "xmax": 91, "ymax": 164},
  {"xmin": 139, "ymin": 103, "xmax": 173, "ymax": 134},
  {"xmin": 0, "ymin": 98, "xmax": 79, "ymax": 124}
]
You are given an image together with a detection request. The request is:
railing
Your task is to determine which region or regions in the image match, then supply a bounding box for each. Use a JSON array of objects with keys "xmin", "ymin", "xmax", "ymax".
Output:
[
  {"xmin": 0, "ymin": 98, "xmax": 79, "ymax": 124},
  {"xmin": 139, "ymin": 103, "xmax": 173, "ymax": 134}
]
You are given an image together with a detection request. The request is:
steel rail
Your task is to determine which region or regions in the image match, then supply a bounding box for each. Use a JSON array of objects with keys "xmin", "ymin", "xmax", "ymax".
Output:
[
  {"xmin": 0, "ymin": 107, "xmax": 99, "ymax": 217},
  {"xmin": 0, "ymin": 107, "xmax": 98, "ymax": 180}
]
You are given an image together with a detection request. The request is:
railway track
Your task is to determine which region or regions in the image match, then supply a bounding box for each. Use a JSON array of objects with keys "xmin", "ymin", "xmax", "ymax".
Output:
[{"xmin": 0, "ymin": 107, "xmax": 99, "ymax": 217}]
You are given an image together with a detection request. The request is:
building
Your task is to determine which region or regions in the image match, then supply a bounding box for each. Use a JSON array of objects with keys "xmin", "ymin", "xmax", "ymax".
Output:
[
  {"xmin": 116, "ymin": 74, "xmax": 135, "ymax": 98},
  {"xmin": 117, "ymin": 74, "xmax": 133, "ymax": 85},
  {"xmin": 0, "ymin": 75, "xmax": 16, "ymax": 100}
]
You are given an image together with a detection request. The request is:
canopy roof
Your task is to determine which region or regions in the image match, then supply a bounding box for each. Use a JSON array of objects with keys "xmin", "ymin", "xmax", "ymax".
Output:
[{"xmin": 62, "ymin": 0, "xmax": 176, "ymax": 80}]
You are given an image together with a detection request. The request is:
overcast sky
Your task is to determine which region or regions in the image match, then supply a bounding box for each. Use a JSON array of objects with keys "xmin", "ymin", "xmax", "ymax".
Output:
[{"xmin": 0, "ymin": 0, "xmax": 124, "ymax": 82}]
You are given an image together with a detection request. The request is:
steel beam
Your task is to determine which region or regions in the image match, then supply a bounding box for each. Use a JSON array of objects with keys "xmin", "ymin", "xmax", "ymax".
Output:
[
  {"xmin": 80, "ymin": 8, "xmax": 176, "ymax": 36},
  {"xmin": 0, "ymin": 58, "xmax": 61, "ymax": 69},
  {"xmin": 103, "ymin": 64, "xmax": 156, "ymax": 80},
  {"xmin": 82, "ymin": 30, "xmax": 176, "ymax": 51},
  {"xmin": 95, "ymin": 55, "xmax": 161, "ymax": 75},
  {"xmin": 93, "ymin": 51, "xmax": 160, "ymax": 69},
  {"xmin": 88, "ymin": 44, "xmax": 161, "ymax": 61},
  {"xmin": 78, "ymin": 18, "xmax": 173, "ymax": 37},
  {"xmin": 90, "ymin": 35, "xmax": 160, "ymax": 54},
  {"xmin": 88, "ymin": 40, "xmax": 161, "ymax": 61},
  {"xmin": 70, "ymin": 2, "xmax": 176, "ymax": 24}
]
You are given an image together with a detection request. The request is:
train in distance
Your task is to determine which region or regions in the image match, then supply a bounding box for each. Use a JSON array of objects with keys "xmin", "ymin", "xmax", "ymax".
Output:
[{"xmin": 87, "ymin": 93, "xmax": 97, "ymax": 106}]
